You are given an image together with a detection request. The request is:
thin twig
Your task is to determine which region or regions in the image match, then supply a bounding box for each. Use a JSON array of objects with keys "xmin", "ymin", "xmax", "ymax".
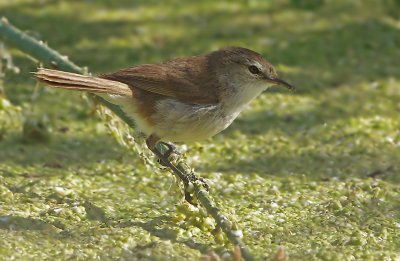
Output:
[{"xmin": 0, "ymin": 17, "xmax": 255, "ymax": 261}]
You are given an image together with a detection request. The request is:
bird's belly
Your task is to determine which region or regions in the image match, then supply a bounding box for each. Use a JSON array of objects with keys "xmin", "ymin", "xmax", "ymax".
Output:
[
  {"xmin": 152, "ymin": 99, "xmax": 239, "ymax": 142},
  {"xmin": 104, "ymin": 95, "xmax": 239, "ymax": 142}
]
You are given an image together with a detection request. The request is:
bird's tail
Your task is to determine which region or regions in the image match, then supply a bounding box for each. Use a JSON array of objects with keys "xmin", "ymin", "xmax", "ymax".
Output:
[{"xmin": 35, "ymin": 68, "xmax": 132, "ymax": 96}]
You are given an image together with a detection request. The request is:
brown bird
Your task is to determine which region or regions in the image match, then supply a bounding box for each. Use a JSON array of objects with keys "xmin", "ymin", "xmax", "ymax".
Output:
[{"xmin": 36, "ymin": 47, "xmax": 294, "ymax": 157}]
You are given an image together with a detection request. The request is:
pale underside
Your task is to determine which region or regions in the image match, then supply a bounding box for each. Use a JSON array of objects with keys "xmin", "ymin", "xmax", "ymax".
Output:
[{"xmin": 105, "ymin": 95, "xmax": 240, "ymax": 142}]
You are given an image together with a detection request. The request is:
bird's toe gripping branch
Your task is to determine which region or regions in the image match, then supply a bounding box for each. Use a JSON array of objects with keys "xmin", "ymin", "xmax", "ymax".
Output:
[{"xmin": 145, "ymin": 135, "xmax": 209, "ymax": 204}]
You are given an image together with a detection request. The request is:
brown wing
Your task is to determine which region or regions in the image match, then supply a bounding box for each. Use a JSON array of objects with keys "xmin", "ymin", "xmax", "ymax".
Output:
[{"xmin": 98, "ymin": 56, "xmax": 219, "ymax": 105}]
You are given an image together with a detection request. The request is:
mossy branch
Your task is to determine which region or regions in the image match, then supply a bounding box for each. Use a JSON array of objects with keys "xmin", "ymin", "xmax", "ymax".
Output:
[{"xmin": 0, "ymin": 17, "xmax": 254, "ymax": 261}]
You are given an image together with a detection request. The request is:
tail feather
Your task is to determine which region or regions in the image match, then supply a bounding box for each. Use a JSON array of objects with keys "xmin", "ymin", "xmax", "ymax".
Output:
[{"xmin": 35, "ymin": 69, "xmax": 132, "ymax": 96}]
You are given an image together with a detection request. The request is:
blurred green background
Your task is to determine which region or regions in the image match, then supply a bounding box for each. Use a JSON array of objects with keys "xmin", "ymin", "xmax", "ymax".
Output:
[{"xmin": 1, "ymin": 0, "xmax": 400, "ymax": 260}]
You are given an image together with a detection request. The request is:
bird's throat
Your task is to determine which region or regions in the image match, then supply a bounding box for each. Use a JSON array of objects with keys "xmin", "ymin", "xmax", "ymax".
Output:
[{"xmin": 219, "ymin": 82, "xmax": 265, "ymax": 115}]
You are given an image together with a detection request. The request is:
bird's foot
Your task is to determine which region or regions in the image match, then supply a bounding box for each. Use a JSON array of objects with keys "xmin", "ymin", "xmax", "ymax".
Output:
[
  {"xmin": 158, "ymin": 142, "xmax": 180, "ymax": 165},
  {"xmin": 146, "ymin": 135, "xmax": 188, "ymax": 181},
  {"xmin": 145, "ymin": 134, "xmax": 208, "ymax": 205}
]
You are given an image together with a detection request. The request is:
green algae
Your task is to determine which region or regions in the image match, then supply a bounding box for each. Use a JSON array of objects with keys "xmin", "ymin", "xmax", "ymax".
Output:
[{"xmin": 1, "ymin": 0, "xmax": 400, "ymax": 260}]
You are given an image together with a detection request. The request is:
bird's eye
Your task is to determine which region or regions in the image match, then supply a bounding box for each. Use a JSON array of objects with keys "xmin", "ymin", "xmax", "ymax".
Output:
[{"xmin": 248, "ymin": 65, "xmax": 260, "ymax": 75}]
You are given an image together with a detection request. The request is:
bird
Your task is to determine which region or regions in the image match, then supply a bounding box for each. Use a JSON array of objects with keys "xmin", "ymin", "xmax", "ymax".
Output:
[{"xmin": 35, "ymin": 46, "xmax": 294, "ymax": 158}]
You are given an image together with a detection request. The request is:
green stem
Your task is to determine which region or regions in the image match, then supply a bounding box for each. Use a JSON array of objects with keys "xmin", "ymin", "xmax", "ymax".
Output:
[
  {"xmin": 0, "ymin": 17, "xmax": 135, "ymax": 127},
  {"xmin": 195, "ymin": 183, "xmax": 254, "ymax": 261},
  {"xmin": 0, "ymin": 17, "xmax": 255, "ymax": 260}
]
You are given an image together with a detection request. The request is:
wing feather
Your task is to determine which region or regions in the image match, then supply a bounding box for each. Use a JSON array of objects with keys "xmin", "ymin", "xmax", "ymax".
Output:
[{"xmin": 99, "ymin": 56, "xmax": 219, "ymax": 104}]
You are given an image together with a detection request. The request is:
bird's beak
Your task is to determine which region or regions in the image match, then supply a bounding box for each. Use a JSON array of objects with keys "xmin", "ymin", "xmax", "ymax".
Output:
[{"xmin": 265, "ymin": 77, "xmax": 295, "ymax": 91}]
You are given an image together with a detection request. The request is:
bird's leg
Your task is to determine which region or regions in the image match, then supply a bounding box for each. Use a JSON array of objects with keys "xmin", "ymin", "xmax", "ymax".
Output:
[
  {"xmin": 146, "ymin": 134, "xmax": 194, "ymax": 203},
  {"xmin": 146, "ymin": 135, "xmax": 179, "ymax": 164},
  {"xmin": 145, "ymin": 134, "xmax": 161, "ymax": 153},
  {"xmin": 145, "ymin": 134, "xmax": 210, "ymax": 204}
]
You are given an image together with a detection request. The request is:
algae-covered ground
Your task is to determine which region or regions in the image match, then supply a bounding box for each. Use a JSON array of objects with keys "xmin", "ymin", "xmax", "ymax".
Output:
[{"xmin": 1, "ymin": 0, "xmax": 400, "ymax": 260}]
